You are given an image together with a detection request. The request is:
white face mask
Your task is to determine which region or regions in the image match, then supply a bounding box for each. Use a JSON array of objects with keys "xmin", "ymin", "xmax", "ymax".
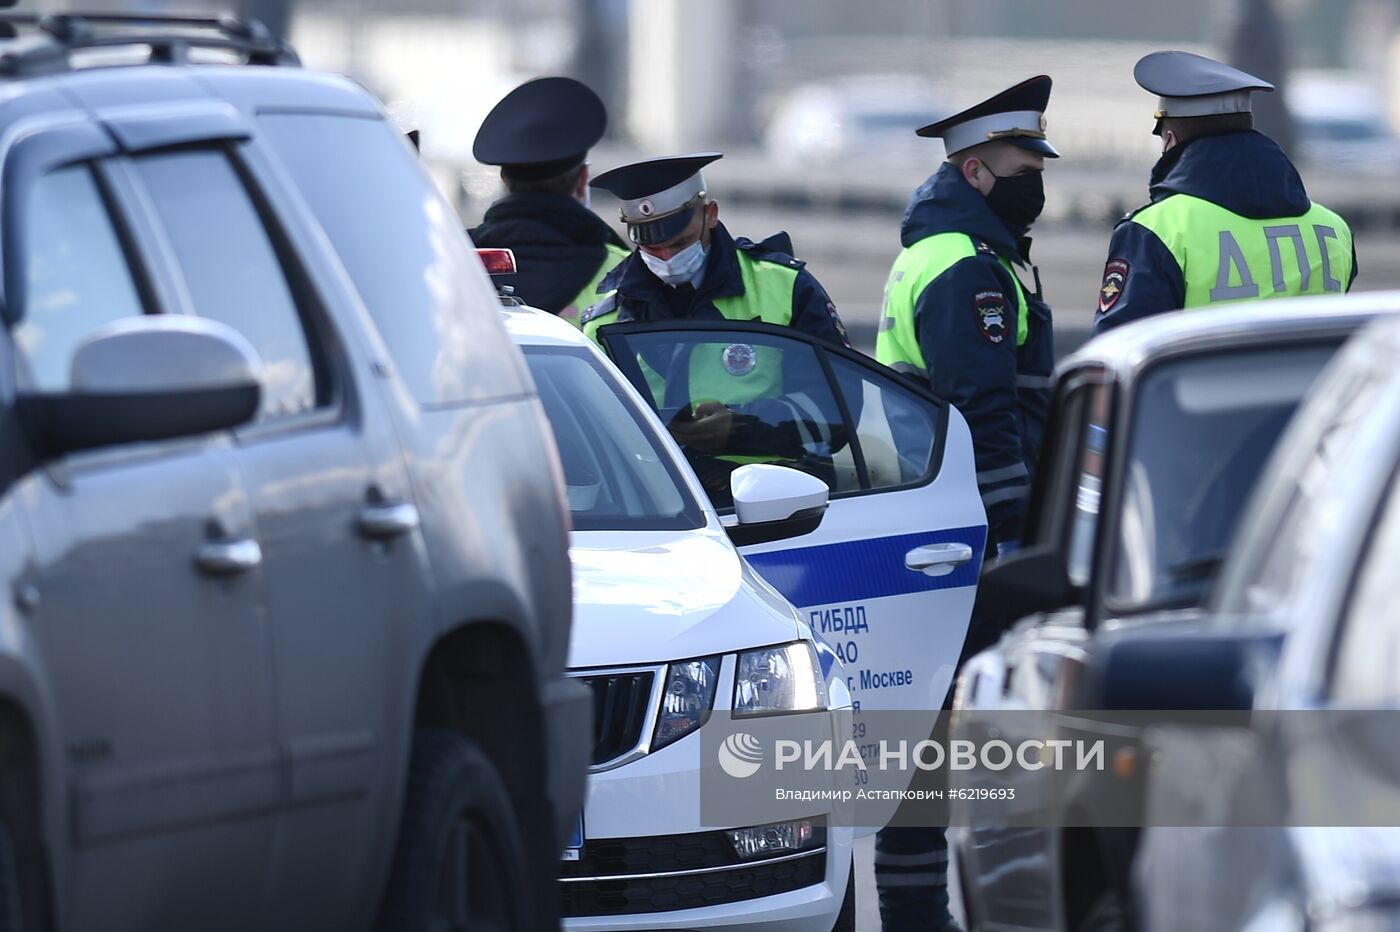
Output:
[{"xmin": 641, "ymin": 238, "xmax": 708, "ymax": 287}]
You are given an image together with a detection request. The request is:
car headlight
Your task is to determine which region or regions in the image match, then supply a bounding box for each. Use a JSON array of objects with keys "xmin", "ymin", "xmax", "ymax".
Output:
[
  {"xmin": 651, "ymin": 656, "xmax": 721, "ymax": 751},
  {"xmin": 734, "ymin": 641, "xmax": 827, "ymax": 716}
]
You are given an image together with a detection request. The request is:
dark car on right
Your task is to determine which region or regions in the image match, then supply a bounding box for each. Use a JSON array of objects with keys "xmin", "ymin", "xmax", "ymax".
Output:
[{"xmin": 947, "ymin": 293, "xmax": 1400, "ymax": 932}]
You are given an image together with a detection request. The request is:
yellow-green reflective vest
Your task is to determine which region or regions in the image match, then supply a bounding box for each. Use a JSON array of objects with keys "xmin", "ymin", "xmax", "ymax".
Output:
[
  {"xmin": 876, "ymin": 232, "xmax": 1029, "ymax": 378},
  {"xmin": 583, "ymin": 249, "xmax": 800, "ymax": 410},
  {"xmin": 1130, "ymin": 194, "xmax": 1354, "ymax": 307},
  {"xmin": 559, "ymin": 242, "xmax": 631, "ymax": 328}
]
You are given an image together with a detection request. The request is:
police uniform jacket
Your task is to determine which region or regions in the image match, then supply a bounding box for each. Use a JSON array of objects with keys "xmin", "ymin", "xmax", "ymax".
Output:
[
  {"xmin": 1093, "ymin": 130, "xmax": 1357, "ymax": 333},
  {"xmin": 582, "ymin": 221, "xmax": 848, "ymax": 347},
  {"xmin": 468, "ymin": 192, "xmax": 630, "ymax": 316},
  {"xmin": 877, "ymin": 163, "xmax": 1054, "ymax": 549}
]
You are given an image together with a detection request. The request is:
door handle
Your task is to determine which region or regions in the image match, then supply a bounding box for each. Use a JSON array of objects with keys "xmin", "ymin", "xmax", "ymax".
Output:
[
  {"xmin": 905, "ymin": 542, "xmax": 973, "ymax": 577},
  {"xmin": 195, "ymin": 539, "xmax": 262, "ymax": 576},
  {"xmin": 357, "ymin": 502, "xmax": 420, "ymax": 540}
]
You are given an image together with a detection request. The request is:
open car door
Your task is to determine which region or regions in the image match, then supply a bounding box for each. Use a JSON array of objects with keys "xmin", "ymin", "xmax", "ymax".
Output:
[{"xmin": 599, "ymin": 321, "xmax": 987, "ymax": 824}]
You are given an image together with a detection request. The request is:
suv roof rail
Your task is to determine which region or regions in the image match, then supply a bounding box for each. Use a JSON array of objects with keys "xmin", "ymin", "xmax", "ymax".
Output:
[{"xmin": 0, "ymin": 12, "xmax": 300, "ymax": 77}]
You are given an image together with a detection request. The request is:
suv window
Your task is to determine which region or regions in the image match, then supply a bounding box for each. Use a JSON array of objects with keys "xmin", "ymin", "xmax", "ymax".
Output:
[
  {"xmin": 258, "ymin": 112, "xmax": 498, "ymax": 406},
  {"xmin": 133, "ymin": 149, "xmax": 316, "ymax": 420},
  {"xmin": 1107, "ymin": 345, "xmax": 1336, "ymax": 612},
  {"xmin": 13, "ymin": 164, "xmax": 146, "ymax": 391}
]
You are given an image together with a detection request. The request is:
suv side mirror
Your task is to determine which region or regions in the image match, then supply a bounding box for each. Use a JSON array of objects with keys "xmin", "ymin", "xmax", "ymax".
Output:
[
  {"xmin": 725, "ymin": 464, "xmax": 828, "ymax": 546},
  {"xmin": 976, "ymin": 544, "xmax": 1074, "ymax": 630},
  {"xmin": 17, "ymin": 315, "xmax": 262, "ymax": 456}
]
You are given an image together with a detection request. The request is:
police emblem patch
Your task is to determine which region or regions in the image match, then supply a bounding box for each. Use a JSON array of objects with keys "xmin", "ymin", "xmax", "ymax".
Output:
[
  {"xmin": 722, "ymin": 343, "xmax": 757, "ymax": 377},
  {"xmin": 974, "ymin": 291, "xmax": 1009, "ymax": 344},
  {"xmin": 1099, "ymin": 259, "xmax": 1130, "ymax": 314}
]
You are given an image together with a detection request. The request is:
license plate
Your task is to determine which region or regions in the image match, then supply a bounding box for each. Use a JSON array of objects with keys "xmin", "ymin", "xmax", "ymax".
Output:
[{"xmin": 561, "ymin": 813, "xmax": 583, "ymax": 862}]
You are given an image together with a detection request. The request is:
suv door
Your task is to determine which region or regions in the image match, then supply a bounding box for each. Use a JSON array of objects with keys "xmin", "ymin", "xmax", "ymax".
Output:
[
  {"xmin": 4, "ymin": 127, "xmax": 277, "ymax": 929},
  {"xmin": 114, "ymin": 128, "xmax": 429, "ymax": 926},
  {"xmin": 599, "ymin": 321, "xmax": 985, "ymax": 801}
]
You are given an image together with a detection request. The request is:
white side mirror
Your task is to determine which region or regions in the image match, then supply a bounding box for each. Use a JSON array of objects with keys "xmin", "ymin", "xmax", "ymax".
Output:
[{"xmin": 731, "ymin": 464, "xmax": 829, "ymax": 525}]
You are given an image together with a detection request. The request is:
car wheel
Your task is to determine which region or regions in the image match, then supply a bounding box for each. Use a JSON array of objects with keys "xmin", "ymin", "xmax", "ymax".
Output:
[
  {"xmin": 1076, "ymin": 887, "xmax": 1128, "ymax": 932},
  {"xmin": 831, "ymin": 862, "xmax": 856, "ymax": 932},
  {"xmin": 376, "ymin": 729, "xmax": 529, "ymax": 932}
]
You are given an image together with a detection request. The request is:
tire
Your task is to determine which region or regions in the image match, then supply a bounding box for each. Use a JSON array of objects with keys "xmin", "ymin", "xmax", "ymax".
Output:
[
  {"xmin": 1076, "ymin": 887, "xmax": 1128, "ymax": 932},
  {"xmin": 376, "ymin": 729, "xmax": 531, "ymax": 932},
  {"xmin": 831, "ymin": 862, "xmax": 856, "ymax": 932}
]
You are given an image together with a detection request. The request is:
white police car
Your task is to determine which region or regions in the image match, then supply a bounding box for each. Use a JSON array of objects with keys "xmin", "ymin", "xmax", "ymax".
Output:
[{"xmin": 502, "ymin": 304, "xmax": 988, "ymax": 930}]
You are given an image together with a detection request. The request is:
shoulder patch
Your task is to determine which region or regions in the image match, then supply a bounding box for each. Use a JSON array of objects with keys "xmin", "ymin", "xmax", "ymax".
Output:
[
  {"xmin": 974, "ymin": 290, "xmax": 1011, "ymax": 344},
  {"xmin": 1098, "ymin": 259, "xmax": 1130, "ymax": 315}
]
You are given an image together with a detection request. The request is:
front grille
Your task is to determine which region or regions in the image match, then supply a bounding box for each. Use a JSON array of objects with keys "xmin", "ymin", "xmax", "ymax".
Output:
[
  {"xmin": 561, "ymin": 829, "xmax": 740, "ymax": 880},
  {"xmin": 576, "ymin": 670, "xmax": 655, "ymax": 766},
  {"xmin": 560, "ymin": 848, "xmax": 827, "ymax": 917}
]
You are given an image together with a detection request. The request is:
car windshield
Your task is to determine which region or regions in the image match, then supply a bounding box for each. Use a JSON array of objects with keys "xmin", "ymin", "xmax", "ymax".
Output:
[
  {"xmin": 1107, "ymin": 343, "xmax": 1338, "ymax": 612},
  {"xmin": 522, "ymin": 346, "xmax": 706, "ymax": 532}
]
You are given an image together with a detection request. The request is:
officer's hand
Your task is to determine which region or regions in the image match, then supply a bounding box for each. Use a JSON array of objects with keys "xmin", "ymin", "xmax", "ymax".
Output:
[{"xmin": 669, "ymin": 401, "xmax": 733, "ymax": 453}]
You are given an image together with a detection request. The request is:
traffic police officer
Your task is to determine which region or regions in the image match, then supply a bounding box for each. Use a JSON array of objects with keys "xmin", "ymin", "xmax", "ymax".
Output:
[
  {"xmin": 874, "ymin": 75, "xmax": 1059, "ymax": 932},
  {"xmin": 877, "ymin": 75, "xmax": 1057, "ymax": 557},
  {"xmin": 1093, "ymin": 51, "xmax": 1357, "ymax": 333},
  {"xmin": 470, "ymin": 76, "xmax": 630, "ymax": 322},
  {"xmin": 582, "ymin": 153, "xmax": 850, "ymax": 503}
]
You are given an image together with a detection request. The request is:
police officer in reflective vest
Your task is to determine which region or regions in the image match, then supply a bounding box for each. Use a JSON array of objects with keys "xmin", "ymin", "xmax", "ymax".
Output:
[
  {"xmin": 582, "ymin": 153, "xmax": 850, "ymax": 500},
  {"xmin": 877, "ymin": 76, "xmax": 1057, "ymax": 558},
  {"xmin": 469, "ymin": 77, "xmax": 630, "ymax": 323},
  {"xmin": 1093, "ymin": 51, "xmax": 1357, "ymax": 333},
  {"xmin": 873, "ymin": 76, "xmax": 1059, "ymax": 932}
]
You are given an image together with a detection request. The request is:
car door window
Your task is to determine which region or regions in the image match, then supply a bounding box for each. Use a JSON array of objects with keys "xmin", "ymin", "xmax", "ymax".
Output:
[
  {"xmin": 12, "ymin": 163, "xmax": 146, "ymax": 391},
  {"xmin": 826, "ymin": 355, "xmax": 939, "ymax": 491},
  {"xmin": 600, "ymin": 324, "xmax": 948, "ymax": 514},
  {"xmin": 1330, "ymin": 468, "xmax": 1400, "ymax": 705},
  {"xmin": 132, "ymin": 148, "xmax": 317, "ymax": 420},
  {"xmin": 600, "ymin": 326, "xmax": 850, "ymax": 509},
  {"xmin": 1108, "ymin": 345, "xmax": 1336, "ymax": 612}
]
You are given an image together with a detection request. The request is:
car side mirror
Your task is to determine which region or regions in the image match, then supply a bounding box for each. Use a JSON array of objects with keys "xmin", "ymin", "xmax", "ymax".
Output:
[
  {"xmin": 975, "ymin": 544, "xmax": 1074, "ymax": 630},
  {"xmin": 17, "ymin": 315, "xmax": 262, "ymax": 457},
  {"xmin": 725, "ymin": 464, "xmax": 828, "ymax": 547},
  {"xmin": 1078, "ymin": 626, "xmax": 1284, "ymax": 712}
]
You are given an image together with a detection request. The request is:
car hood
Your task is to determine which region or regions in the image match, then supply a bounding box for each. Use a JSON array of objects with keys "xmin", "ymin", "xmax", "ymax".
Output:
[{"xmin": 567, "ymin": 527, "xmax": 805, "ymax": 668}]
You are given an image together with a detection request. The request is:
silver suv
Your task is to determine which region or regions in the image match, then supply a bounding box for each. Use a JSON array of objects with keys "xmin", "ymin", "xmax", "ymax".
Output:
[{"xmin": 0, "ymin": 14, "xmax": 588, "ymax": 931}]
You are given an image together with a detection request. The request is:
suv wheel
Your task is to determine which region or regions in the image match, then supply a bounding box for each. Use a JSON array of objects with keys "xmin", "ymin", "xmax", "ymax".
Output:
[{"xmin": 377, "ymin": 729, "xmax": 529, "ymax": 932}]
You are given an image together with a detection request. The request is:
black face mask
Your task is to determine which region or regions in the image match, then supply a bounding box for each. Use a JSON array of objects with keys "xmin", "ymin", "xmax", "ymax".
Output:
[{"xmin": 983, "ymin": 167, "xmax": 1045, "ymax": 235}]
